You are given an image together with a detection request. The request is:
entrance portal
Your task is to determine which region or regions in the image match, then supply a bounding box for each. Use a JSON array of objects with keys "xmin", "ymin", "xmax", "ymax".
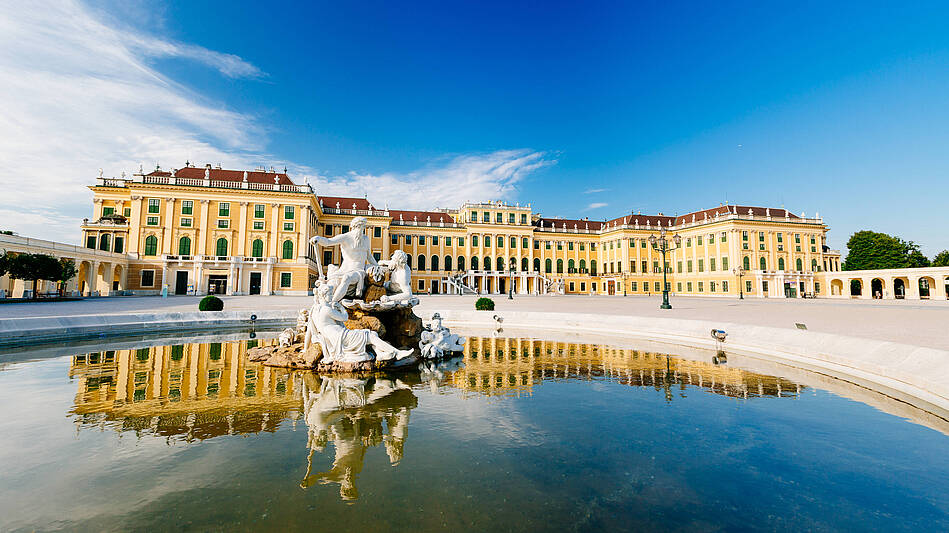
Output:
[
  {"xmin": 175, "ymin": 271, "xmax": 189, "ymax": 295},
  {"xmin": 208, "ymin": 275, "xmax": 228, "ymax": 295},
  {"xmin": 607, "ymin": 281, "xmax": 615, "ymax": 295},
  {"xmin": 249, "ymin": 272, "xmax": 261, "ymax": 295}
]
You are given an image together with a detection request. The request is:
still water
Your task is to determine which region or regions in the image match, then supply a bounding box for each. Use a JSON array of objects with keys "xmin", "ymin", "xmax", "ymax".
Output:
[{"xmin": 1, "ymin": 335, "xmax": 949, "ymax": 532}]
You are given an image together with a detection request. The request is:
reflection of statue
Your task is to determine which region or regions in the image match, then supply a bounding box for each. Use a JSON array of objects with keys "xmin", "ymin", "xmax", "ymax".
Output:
[
  {"xmin": 377, "ymin": 249, "xmax": 413, "ymax": 303},
  {"xmin": 419, "ymin": 313, "xmax": 465, "ymax": 359},
  {"xmin": 300, "ymin": 374, "xmax": 417, "ymax": 500},
  {"xmin": 313, "ymin": 284, "xmax": 412, "ymax": 363},
  {"xmin": 309, "ymin": 216, "xmax": 383, "ymax": 303}
]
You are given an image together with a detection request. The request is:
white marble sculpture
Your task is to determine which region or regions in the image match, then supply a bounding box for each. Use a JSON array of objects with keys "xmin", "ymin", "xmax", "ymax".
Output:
[
  {"xmin": 377, "ymin": 249, "xmax": 413, "ymax": 303},
  {"xmin": 418, "ymin": 312, "xmax": 465, "ymax": 359},
  {"xmin": 278, "ymin": 327, "xmax": 296, "ymax": 347},
  {"xmin": 309, "ymin": 216, "xmax": 384, "ymax": 303},
  {"xmin": 312, "ymin": 283, "xmax": 413, "ymax": 364}
]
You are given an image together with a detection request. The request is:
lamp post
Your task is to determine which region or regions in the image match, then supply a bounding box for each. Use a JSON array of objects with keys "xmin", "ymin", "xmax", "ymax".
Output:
[
  {"xmin": 508, "ymin": 258, "xmax": 515, "ymax": 300},
  {"xmin": 648, "ymin": 228, "xmax": 681, "ymax": 310},
  {"xmin": 623, "ymin": 272, "xmax": 627, "ymax": 297},
  {"xmin": 733, "ymin": 267, "xmax": 745, "ymax": 300}
]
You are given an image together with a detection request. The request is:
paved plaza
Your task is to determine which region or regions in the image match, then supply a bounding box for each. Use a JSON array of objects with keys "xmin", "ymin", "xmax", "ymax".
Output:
[{"xmin": 2, "ymin": 294, "xmax": 947, "ymax": 351}]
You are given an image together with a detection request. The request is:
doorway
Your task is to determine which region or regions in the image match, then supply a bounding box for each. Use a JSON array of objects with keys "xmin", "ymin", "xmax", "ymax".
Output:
[
  {"xmin": 208, "ymin": 275, "xmax": 228, "ymax": 295},
  {"xmin": 249, "ymin": 272, "xmax": 262, "ymax": 295},
  {"xmin": 498, "ymin": 278, "xmax": 506, "ymax": 295},
  {"xmin": 762, "ymin": 281, "xmax": 769, "ymax": 297},
  {"xmin": 175, "ymin": 271, "xmax": 188, "ymax": 295},
  {"xmin": 607, "ymin": 281, "xmax": 615, "ymax": 295}
]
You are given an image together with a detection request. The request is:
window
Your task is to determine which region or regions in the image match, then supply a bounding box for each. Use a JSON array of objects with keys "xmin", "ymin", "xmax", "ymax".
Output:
[
  {"xmin": 497, "ymin": 236, "xmax": 503, "ymax": 248},
  {"xmin": 569, "ymin": 282, "xmax": 575, "ymax": 291},
  {"xmin": 252, "ymin": 239, "xmax": 264, "ymax": 257},
  {"xmin": 697, "ymin": 236, "xmax": 703, "ymax": 246},
  {"xmin": 282, "ymin": 240, "xmax": 294, "ymax": 259},
  {"xmin": 545, "ymin": 259, "xmax": 552, "ymax": 273},
  {"xmin": 283, "ymin": 222, "xmax": 294, "ymax": 231},
  {"xmin": 391, "ymin": 234, "xmax": 398, "ymax": 244},
  {"xmin": 698, "ymin": 259, "xmax": 704, "ymax": 272},
  {"xmin": 746, "ymin": 280, "xmax": 752, "ymax": 293},
  {"xmin": 432, "ymin": 236, "xmax": 439, "ymax": 246},
  {"xmin": 445, "ymin": 256, "xmax": 453, "ymax": 271},
  {"xmin": 630, "ymin": 261, "xmax": 636, "ymax": 272},
  {"xmin": 123, "ymin": 207, "xmax": 131, "ymax": 217},
  {"xmin": 374, "ymin": 226, "xmax": 382, "ymax": 238},
  {"xmin": 796, "ymin": 258, "xmax": 803, "ymax": 271},
  {"xmin": 568, "ymin": 259, "xmax": 575, "ymax": 272},
  {"xmin": 522, "ymin": 237, "xmax": 528, "ymax": 248},
  {"xmin": 631, "ymin": 282, "xmax": 638, "ymax": 292},
  {"xmin": 710, "ymin": 281, "xmax": 716, "ymax": 292},
  {"xmin": 510, "ymin": 237, "xmax": 516, "ymax": 248},
  {"xmin": 722, "ymin": 257, "xmax": 728, "ymax": 270},
  {"xmin": 431, "ymin": 256, "xmax": 439, "ymax": 270},
  {"xmin": 760, "ymin": 257, "xmax": 767, "ymax": 270},
  {"xmin": 508, "ymin": 213, "xmax": 515, "ymax": 224},
  {"xmin": 144, "ymin": 235, "xmax": 158, "ymax": 256},
  {"xmin": 470, "ymin": 211, "xmax": 477, "ymax": 221},
  {"xmin": 496, "ymin": 213, "xmax": 502, "ymax": 223},
  {"xmin": 216, "ymin": 238, "xmax": 228, "ymax": 257},
  {"xmin": 557, "ymin": 259, "xmax": 564, "ymax": 273},
  {"xmin": 591, "ymin": 260, "xmax": 597, "ymax": 275},
  {"xmin": 687, "ymin": 282, "xmax": 693, "ymax": 292},
  {"xmin": 777, "ymin": 233, "xmax": 784, "ymax": 243},
  {"xmin": 655, "ymin": 282, "xmax": 661, "ymax": 292},
  {"xmin": 457, "ymin": 237, "xmax": 465, "ymax": 247},
  {"xmin": 534, "ymin": 240, "xmax": 539, "ymax": 249},
  {"xmin": 687, "ymin": 260, "xmax": 693, "ymax": 273},
  {"xmin": 253, "ymin": 221, "xmax": 264, "ymax": 230},
  {"xmin": 568, "ymin": 242, "xmax": 574, "ymax": 251},
  {"xmin": 641, "ymin": 240, "xmax": 646, "ymax": 248},
  {"xmin": 580, "ymin": 243, "xmax": 585, "ymax": 250},
  {"xmin": 778, "ymin": 258, "xmax": 785, "ymax": 271},
  {"xmin": 181, "ymin": 201, "xmax": 193, "ymax": 215},
  {"xmin": 445, "ymin": 237, "xmax": 452, "ymax": 246},
  {"xmin": 280, "ymin": 272, "xmax": 291, "ymax": 288},
  {"xmin": 217, "ymin": 219, "xmax": 229, "ymax": 229},
  {"xmin": 141, "ymin": 270, "xmax": 155, "ymax": 287},
  {"xmin": 178, "ymin": 236, "xmax": 191, "ymax": 256},
  {"xmin": 417, "ymin": 255, "xmax": 426, "ymax": 270},
  {"xmin": 483, "ymin": 256, "xmax": 491, "ymax": 270},
  {"xmin": 405, "ymin": 235, "xmax": 412, "ymax": 245},
  {"xmin": 641, "ymin": 260, "xmax": 647, "ymax": 273},
  {"xmin": 581, "ymin": 282, "xmax": 586, "ymax": 291},
  {"xmin": 114, "ymin": 237, "xmax": 124, "ymax": 254},
  {"xmin": 545, "ymin": 241, "xmax": 551, "ymax": 250},
  {"xmin": 254, "ymin": 204, "xmax": 265, "ymax": 218},
  {"xmin": 102, "ymin": 207, "xmax": 114, "ymax": 216},
  {"xmin": 720, "ymin": 232, "xmax": 726, "ymax": 243},
  {"xmin": 686, "ymin": 238, "xmax": 691, "ymax": 247},
  {"xmin": 653, "ymin": 261, "xmax": 660, "ymax": 273},
  {"xmin": 743, "ymin": 256, "xmax": 750, "ymax": 270},
  {"xmin": 472, "ymin": 235, "xmax": 478, "ymax": 247},
  {"xmin": 677, "ymin": 282, "xmax": 682, "ymax": 292},
  {"xmin": 482, "ymin": 212, "xmax": 489, "ymax": 222},
  {"xmin": 418, "ymin": 279, "xmax": 425, "ymax": 291},
  {"xmin": 324, "ymin": 224, "xmax": 333, "ymax": 236},
  {"xmin": 180, "ymin": 218, "xmax": 192, "ymax": 227},
  {"xmin": 284, "ymin": 206, "xmax": 295, "ymax": 219},
  {"xmin": 147, "ymin": 216, "xmax": 159, "ymax": 226},
  {"xmin": 419, "ymin": 236, "xmax": 426, "ymax": 246},
  {"xmin": 148, "ymin": 198, "xmax": 160, "ymax": 213},
  {"xmin": 520, "ymin": 214, "xmax": 527, "ymax": 224},
  {"xmin": 557, "ymin": 242, "xmax": 563, "ymax": 250},
  {"xmin": 710, "ymin": 258, "xmax": 716, "ymax": 271},
  {"xmin": 218, "ymin": 202, "xmax": 229, "ymax": 217},
  {"xmin": 677, "ymin": 261, "xmax": 683, "ymax": 273},
  {"xmin": 98, "ymin": 234, "xmax": 110, "ymax": 251},
  {"xmin": 86, "ymin": 235, "xmax": 96, "ymax": 248},
  {"xmin": 723, "ymin": 281, "xmax": 728, "ymax": 292},
  {"xmin": 698, "ymin": 282, "xmax": 704, "ymax": 292}
]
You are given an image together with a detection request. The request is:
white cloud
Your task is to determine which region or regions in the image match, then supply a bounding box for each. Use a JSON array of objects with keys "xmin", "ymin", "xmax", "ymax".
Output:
[
  {"xmin": 306, "ymin": 149, "xmax": 555, "ymax": 210},
  {"xmin": 0, "ymin": 1, "xmax": 554, "ymax": 244},
  {"xmin": 584, "ymin": 202, "xmax": 608, "ymax": 210},
  {"xmin": 584, "ymin": 188, "xmax": 608, "ymax": 194},
  {"xmin": 0, "ymin": 0, "xmax": 267, "ymax": 242}
]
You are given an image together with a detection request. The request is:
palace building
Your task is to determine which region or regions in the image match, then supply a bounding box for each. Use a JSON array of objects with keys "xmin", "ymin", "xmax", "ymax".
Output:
[{"xmin": 79, "ymin": 163, "xmax": 838, "ymax": 298}]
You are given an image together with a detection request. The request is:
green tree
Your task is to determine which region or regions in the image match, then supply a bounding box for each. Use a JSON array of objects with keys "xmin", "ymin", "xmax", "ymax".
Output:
[
  {"xmin": 56, "ymin": 258, "xmax": 77, "ymax": 296},
  {"xmin": 843, "ymin": 231, "xmax": 931, "ymax": 270},
  {"xmin": 7, "ymin": 253, "xmax": 63, "ymax": 299},
  {"xmin": 0, "ymin": 251, "xmax": 9, "ymax": 278},
  {"xmin": 932, "ymin": 250, "xmax": 949, "ymax": 267}
]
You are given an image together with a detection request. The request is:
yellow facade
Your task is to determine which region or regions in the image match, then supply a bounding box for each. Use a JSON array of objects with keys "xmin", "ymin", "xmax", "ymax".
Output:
[{"xmin": 82, "ymin": 165, "xmax": 831, "ymax": 297}]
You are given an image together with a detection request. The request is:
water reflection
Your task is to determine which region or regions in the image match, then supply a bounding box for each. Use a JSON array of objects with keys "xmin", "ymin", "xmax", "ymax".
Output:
[{"xmin": 66, "ymin": 337, "xmax": 802, "ymax": 501}]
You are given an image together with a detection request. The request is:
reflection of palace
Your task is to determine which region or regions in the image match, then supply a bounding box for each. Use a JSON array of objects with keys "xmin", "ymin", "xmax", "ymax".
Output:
[
  {"xmin": 451, "ymin": 337, "xmax": 802, "ymax": 400},
  {"xmin": 300, "ymin": 374, "xmax": 417, "ymax": 500},
  {"xmin": 69, "ymin": 341, "xmax": 301, "ymax": 441}
]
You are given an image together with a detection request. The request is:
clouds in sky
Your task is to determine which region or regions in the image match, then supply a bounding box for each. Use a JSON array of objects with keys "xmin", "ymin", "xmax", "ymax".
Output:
[
  {"xmin": 0, "ymin": 0, "xmax": 552, "ymax": 243},
  {"xmin": 584, "ymin": 188, "xmax": 608, "ymax": 194},
  {"xmin": 585, "ymin": 202, "xmax": 608, "ymax": 210}
]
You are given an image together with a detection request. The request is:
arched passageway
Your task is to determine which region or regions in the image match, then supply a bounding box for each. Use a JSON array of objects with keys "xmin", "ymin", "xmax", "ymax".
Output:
[
  {"xmin": 830, "ymin": 279, "xmax": 843, "ymax": 296},
  {"xmin": 919, "ymin": 277, "xmax": 935, "ymax": 299},
  {"xmin": 850, "ymin": 279, "xmax": 863, "ymax": 297},
  {"xmin": 871, "ymin": 278, "xmax": 884, "ymax": 299},
  {"xmin": 893, "ymin": 278, "xmax": 906, "ymax": 299}
]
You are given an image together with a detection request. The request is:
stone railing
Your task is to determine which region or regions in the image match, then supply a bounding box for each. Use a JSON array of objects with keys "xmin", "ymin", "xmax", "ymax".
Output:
[
  {"xmin": 534, "ymin": 225, "xmax": 598, "ymax": 234},
  {"xmin": 390, "ymin": 219, "xmax": 464, "ymax": 228},
  {"xmin": 320, "ymin": 207, "xmax": 390, "ymax": 217},
  {"xmin": 95, "ymin": 176, "xmax": 313, "ymax": 194}
]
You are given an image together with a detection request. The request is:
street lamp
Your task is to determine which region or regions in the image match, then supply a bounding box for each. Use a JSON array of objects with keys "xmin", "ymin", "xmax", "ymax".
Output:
[
  {"xmin": 623, "ymin": 272, "xmax": 627, "ymax": 297},
  {"xmin": 732, "ymin": 267, "xmax": 745, "ymax": 300},
  {"xmin": 508, "ymin": 257, "xmax": 515, "ymax": 300},
  {"xmin": 648, "ymin": 228, "xmax": 681, "ymax": 310}
]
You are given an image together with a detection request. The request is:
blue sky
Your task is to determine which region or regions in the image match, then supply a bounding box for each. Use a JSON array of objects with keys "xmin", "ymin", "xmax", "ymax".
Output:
[{"xmin": 2, "ymin": 1, "xmax": 949, "ymax": 254}]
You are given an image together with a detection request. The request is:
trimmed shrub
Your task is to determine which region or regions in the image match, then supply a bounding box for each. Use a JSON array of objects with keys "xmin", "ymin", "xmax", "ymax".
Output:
[
  {"xmin": 475, "ymin": 297, "xmax": 495, "ymax": 311},
  {"xmin": 199, "ymin": 295, "xmax": 224, "ymax": 311}
]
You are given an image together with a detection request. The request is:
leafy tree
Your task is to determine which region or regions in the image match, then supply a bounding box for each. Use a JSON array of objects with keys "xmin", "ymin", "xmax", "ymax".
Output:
[
  {"xmin": 7, "ymin": 253, "xmax": 63, "ymax": 299},
  {"xmin": 932, "ymin": 250, "xmax": 949, "ymax": 267},
  {"xmin": 843, "ymin": 231, "xmax": 931, "ymax": 270},
  {"xmin": 57, "ymin": 258, "xmax": 77, "ymax": 296},
  {"xmin": 0, "ymin": 251, "xmax": 9, "ymax": 277}
]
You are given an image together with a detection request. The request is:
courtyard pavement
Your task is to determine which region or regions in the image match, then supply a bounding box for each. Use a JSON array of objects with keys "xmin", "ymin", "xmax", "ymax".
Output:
[{"xmin": 2, "ymin": 294, "xmax": 948, "ymax": 351}]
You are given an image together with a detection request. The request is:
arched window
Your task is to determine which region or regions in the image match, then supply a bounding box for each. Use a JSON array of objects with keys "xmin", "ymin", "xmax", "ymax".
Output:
[
  {"xmin": 252, "ymin": 239, "xmax": 264, "ymax": 258},
  {"xmin": 568, "ymin": 259, "xmax": 575, "ymax": 272},
  {"xmin": 144, "ymin": 235, "xmax": 158, "ymax": 256},
  {"xmin": 759, "ymin": 257, "xmax": 767, "ymax": 270},
  {"xmin": 471, "ymin": 256, "xmax": 478, "ymax": 270},
  {"xmin": 178, "ymin": 236, "xmax": 191, "ymax": 256},
  {"xmin": 811, "ymin": 259, "xmax": 818, "ymax": 271},
  {"xmin": 216, "ymin": 238, "xmax": 228, "ymax": 257},
  {"xmin": 282, "ymin": 240, "xmax": 294, "ymax": 259},
  {"xmin": 533, "ymin": 258, "xmax": 541, "ymax": 272},
  {"xmin": 496, "ymin": 257, "xmax": 504, "ymax": 271},
  {"xmin": 580, "ymin": 259, "xmax": 586, "ymax": 272},
  {"xmin": 521, "ymin": 257, "xmax": 528, "ymax": 271},
  {"xmin": 458, "ymin": 256, "xmax": 465, "ymax": 271},
  {"xmin": 445, "ymin": 256, "xmax": 452, "ymax": 271},
  {"xmin": 591, "ymin": 260, "xmax": 597, "ymax": 275},
  {"xmin": 417, "ymin": 255, "xmax": 426, "ymax": 271},
  {"xmin": 743, "ymin": 256, "xmax": 750, "ymax": 270},
  {"xmin": 431, "ymin": 255, "xmax": 439, "ymax": 271},
  {"xmin": 797, "ymin": 258, "xmax": 803, "ymax": 271},
  {"xmin": 778, "ymin": 258, "xmax": 785, "ymax": 271},
  {"xmin": 406, "ymin": 254, "xmax": 412, "ymax": 269},
  {"xmin": 545, "ymin": 259, "xmax": 552, "ymax": 273},
  {"xmin": 484, "ymin": 257, "xmax": 491, "ymax": 271},
  {"xmin": 99, "ymin": 234, "xmax": 110, "ymax": 251},
  {"xmin": 557, "ymin": 259, "xmax": 564, "ymax": 273}
]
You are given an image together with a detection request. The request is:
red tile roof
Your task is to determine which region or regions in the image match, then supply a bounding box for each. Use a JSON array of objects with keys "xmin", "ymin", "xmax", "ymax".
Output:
[
  {"xmin": 603, "ymin": 214, "xmax": 675, "ymax": 228},
  {"xmin": 389, "ymin": 210, "xmax": 457, "ymax": 224},
  {"xmin": 603, "ymin": 205, "xmax": 800, "ymax": 229},
  {"xmin": 147, "ymin": 166, "xmax": 295, "ymax": 185},
  {"xmin": 535, "ymin": 218, "xmax": 605, "ymax": 231},
  {"xmin": 317, "ymin": 196, "xmax": 375, "ymax": 210}
]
